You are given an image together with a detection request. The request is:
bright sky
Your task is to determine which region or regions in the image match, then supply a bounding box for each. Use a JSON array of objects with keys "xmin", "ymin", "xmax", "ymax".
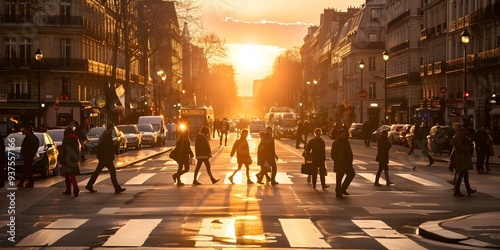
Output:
[{"xmin": 202, "ymin": 0, "xmax": 365, "ymax": 96}]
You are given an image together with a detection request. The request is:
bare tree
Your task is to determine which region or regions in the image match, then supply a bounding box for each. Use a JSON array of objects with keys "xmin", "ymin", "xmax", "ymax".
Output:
[{"xmin": 194, "ymin": 31, "xmax": 228, "ymax": 65}]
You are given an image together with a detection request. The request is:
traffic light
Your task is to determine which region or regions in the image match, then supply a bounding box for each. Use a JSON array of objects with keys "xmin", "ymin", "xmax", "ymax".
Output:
[
  {"xmin": 450, "ymin": 106, "xmax": 459, "ymax": 114},
  {"xmin": 464, "ymin": 91, "xmax": 470, "ymax": 99}
]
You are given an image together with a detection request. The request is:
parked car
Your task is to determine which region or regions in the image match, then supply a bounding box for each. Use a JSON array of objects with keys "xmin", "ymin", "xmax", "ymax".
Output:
[
  {"xmin": 388, "ymin": 124, "xmax": 411, "ymax": 144},
  {"xmin": 46, "ymin": 129, "xmax": 65, "ymax": 151},
  {"xmin": 427, "ymin": 125, "xmax": 452, "ymax": 155},
  {"xmin": 117, "ymin": 124, "xmax": 142, "ymax": 150},
  {"xmin": 136, "ymin": 124, "xmax": 158, "ymax": 147},
  {"xmin": 4, "ymin": 132, "xmax": 59, "ymax": 178},
  {"xmin": 249, "ymin": 120, "xmax": 266, "ymax": 134},
  {"xmin": 85, "ymin": 126, "xmax": 127, "ymax": 155},
  {"xmin": 371, "ymin": 125, "xmax": 391, "ymax": 142},
  {"xmin": 398, "ymin": 124, "xmax": 412, "ymax": 146},
  {"xmin": 137, "ymin": 116, "xmax": 167, "ymax": 146},
  {"xmin": 348, "ymin": 123, "xmax": 364, "ymax": 139}
]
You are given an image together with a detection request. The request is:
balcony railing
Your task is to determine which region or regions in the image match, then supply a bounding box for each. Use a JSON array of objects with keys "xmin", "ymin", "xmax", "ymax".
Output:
[
  {"xmin": 43, "ymin": 15, "xmax": 83, "ymax": 26},
  {"xmin": 434, "ymin": 61, "xmax": 444, "ymax": 74},
  {"xmin": 386, "ymin": 72, "xmax": 421, "ymax": 85},
  {"xmin": 0, "ymin": 15, "xmax": 33, "ymax": 23},
  {"xmin": 387, "ymin": 10, "xmax": 410, "ymax": 30},
  {"xmin": 389, "ymin": 40, "xmax": 409, "ymax": 55},
  {"xmin": 427, "ymin": 63, "xmax": 433, "ymax": 75},
  {"xmin": 8, "ymin": 93, "xmax": 31, "ymax": 100},
  {"xmin": 450, "ymin": 20, "xmax": 456, "ymax": 32},
  {"xmin": 420, "ymin": 65, "xmax": 426, "ymax": 76}
]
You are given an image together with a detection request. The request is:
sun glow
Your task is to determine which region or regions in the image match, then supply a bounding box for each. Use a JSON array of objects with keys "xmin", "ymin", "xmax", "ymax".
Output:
[{"xmin": 227, "ymin": 44, "xmax": 284, "ymax": 96}]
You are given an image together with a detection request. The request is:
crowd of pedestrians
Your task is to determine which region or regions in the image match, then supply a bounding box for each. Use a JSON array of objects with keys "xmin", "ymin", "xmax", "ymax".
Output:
[{"xmin": 6, "ymin": 116, "xmax": 494, "ymax": 201}]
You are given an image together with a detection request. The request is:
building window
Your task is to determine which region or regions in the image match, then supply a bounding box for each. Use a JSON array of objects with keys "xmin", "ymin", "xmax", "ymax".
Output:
[
  {"xmin": 369, "ymin": 82, "xmax": 376, "ymax": 99},
  {"xmin": 9, "ymin": 78, "xmax": 31, "ymax": 99},
  {"xmin": 369, "ymin": 33, "xmax": 379, "ymax": 42},
  {"xmin": 60, "ymin": 1, "xmax": 71, "ymax": 24},
  {"xmin": 6, "ymin": 2, "xmax": 15, "ymax": 22},
  {"xmin": 369, "ymin": 57, "xmax": 376, "ymax": 71},
  {"xmin": 61, "ymin": 78, "xmax": 70, "ymax": 100},
  {"xmin": 61, "ymin": 38, "xmax": 71, "ymax": 65},
  {"xmin": 4, "ymin": 38, "xmax": 16, "ymax": 67},
  {"xmin": 19, "ymin": 39, "xmax": 31, "ymax": 67},
  {"xmin": 371, "ymin": 8, "xmax": 380, "ymax": 21}
]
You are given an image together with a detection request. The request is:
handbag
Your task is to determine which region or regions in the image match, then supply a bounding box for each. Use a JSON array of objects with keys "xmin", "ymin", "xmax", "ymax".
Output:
[
  {"xmin": 169, "ymin": 147, "xmax": 179, "ymax": 161},
  {"xmin": 301, "ymin": 163, "xmax": 316, "ymax": 175},
  {"xmin": 245, "ymin": 156, "xmax": 253, "ymax": 165}
]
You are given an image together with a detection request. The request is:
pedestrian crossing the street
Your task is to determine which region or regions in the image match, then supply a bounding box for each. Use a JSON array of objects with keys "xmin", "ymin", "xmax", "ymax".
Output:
[{"xmin": 11, "ymin": 217, "xmax": 424, "ymax": 249}]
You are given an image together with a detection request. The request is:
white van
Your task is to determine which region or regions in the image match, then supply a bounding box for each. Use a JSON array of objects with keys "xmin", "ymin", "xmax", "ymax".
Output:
[{"xmin": 137, "ymin": 116, "xmax": 167, "ymax": 146}]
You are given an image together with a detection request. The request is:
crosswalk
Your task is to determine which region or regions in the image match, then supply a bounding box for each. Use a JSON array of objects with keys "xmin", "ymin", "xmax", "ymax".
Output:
[
  {"xmin": 9, "ymin": 217, "xmax": 424, "ymax": 249},
  {"xmin": 40, "ymin": 169, "xmax": 446, "ymax": 188}
]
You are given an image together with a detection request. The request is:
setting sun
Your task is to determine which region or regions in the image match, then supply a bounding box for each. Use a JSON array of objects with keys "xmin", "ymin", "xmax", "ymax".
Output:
[{"xmin": 227, "ymin": 44, "xmax": 284, "ymax": 96}]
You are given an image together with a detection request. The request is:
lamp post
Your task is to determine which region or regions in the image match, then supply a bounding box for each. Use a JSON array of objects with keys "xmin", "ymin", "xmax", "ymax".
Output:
[
  {"xmin": 383, "ymin": 51, "xmax": 389, "ymax": 124},
  {"xmin": 313, "ymin": 79, "xmax": 318, "ymax": 113},
  {"xmin": 461, "ymin": 30, "xmax": 470, "ymax": 118},
  {"xmin": 359, "ymin": 59, "xmax": 365, "ymax": 123},
  {"xmin": 35, "ymin": 48, "xmax": 43, "ymax": 131},
  {"xmin": 157, "ymin": 69, "xmax": 166, "ymax": 116}
]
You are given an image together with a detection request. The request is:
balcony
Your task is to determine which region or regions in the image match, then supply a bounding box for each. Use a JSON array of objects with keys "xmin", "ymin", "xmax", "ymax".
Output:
[
  {"xmin": 387, "ymin": 10, "xmax": 410, "ymax": 30},
  {"xmin": 0, "ymin": 15, "xmax": 33, "ymax": 23},
  {"xmin": 420, "ymin": 65, "xmax": 426, "ymax": 76},
  {"xmin": 470, "ymin": 9, "xmax": 484, "ymax": 25},
  {"xmin": 8, "ymin": 93, "xmax": 31, "ymax": 100},
  {"xmin": 427, "ymin": 63, "xmax": 433, "ymax": 75},
  {"xmin": 389, "ymin": 40, "xmax": 409, "ymax": 55},
  {"xmin": 420, "ymin": 29, "xmax": 427, "ymax": 40},
  {"xmin": 450, "ymin": 20, "xmax": 456, "ymax": 32},
  {"xmin": 434, "ymin": 61, "xmax": 444, "ymax": 74},
  {"xmin": 43, "ymin": 15, "xmax": 83, "ymax": 27},
  {"xmin": 474, "ymin": 48, "xmax": 500, "ymax": 68},
  {"xmin": 0, "ymin": 57, "xmax": 88, "ymax": 71}
]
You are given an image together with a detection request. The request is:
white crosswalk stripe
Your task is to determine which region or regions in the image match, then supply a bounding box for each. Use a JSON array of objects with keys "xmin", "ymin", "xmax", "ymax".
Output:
[
  {"xmin": 14, "ymin": 217, "xmax": 425, "ymax": 248},
  {"xmin": 102, "ymin": 219, "xmax": 161, "ymax": 247},
  {"xmin": 124, "ymin": 173, "xmax": 156, "ymax": 185},
  {"xmin": 16, "ymin": 219, "xmax": 88, "ymax": 247}
]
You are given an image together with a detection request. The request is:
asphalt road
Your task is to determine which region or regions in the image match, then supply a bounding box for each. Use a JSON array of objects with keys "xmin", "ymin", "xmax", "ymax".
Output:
[{"xmin": 1, "ymin": 132, "xmax": 499, "ymax": 249}]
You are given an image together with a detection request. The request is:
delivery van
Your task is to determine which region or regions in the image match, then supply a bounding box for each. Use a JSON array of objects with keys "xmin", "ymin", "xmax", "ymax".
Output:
[{"xmin": 137, "ymin": 116, "xmax": 167, "ymax": 146}]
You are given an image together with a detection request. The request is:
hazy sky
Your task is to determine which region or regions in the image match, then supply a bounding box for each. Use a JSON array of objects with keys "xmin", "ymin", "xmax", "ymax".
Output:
[{"xmin": 202, "ymin": 0, "xmax": 366, "ymax": 96}]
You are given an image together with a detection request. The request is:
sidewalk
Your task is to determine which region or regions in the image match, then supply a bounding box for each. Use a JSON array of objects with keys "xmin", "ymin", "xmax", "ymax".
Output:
[{"xmin": 419, "ymin": 212, "xmax": 500, "ymax": 248}]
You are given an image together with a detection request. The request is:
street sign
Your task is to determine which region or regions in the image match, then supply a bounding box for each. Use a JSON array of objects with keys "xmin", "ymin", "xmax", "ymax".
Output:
[
  {"xmin": 359, "ymin": 90, "xmax": 368, "ymax": 100},
  {"xmin": 439, "ymin": 87, "xmax": 447, "ymax": 95},
  {"xmin": 53, "ymin": 103, "xmax": 60, "ymax": 111},
  {"xmin": 96, "ymin": 99, "xmax": 105, "ymax": 108}
]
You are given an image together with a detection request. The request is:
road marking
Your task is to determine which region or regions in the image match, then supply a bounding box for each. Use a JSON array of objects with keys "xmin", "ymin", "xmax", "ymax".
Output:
[
  {"xmin": 352, "ymin": 220, "xmax": 426, "ymax": 250},
  {"xmin": 279, "ymin": 218, "xmax": 331, "ymax": 248},
  {"xmin": 98, "ymin": 207, "xmax": 120, "ymax": 214},
  {"xmin": 396, "ymin": 173, "xmax": 442, "ymax": 187},
  {"xmin": 363, "ymin": 207, "xmax": 449, "ymax": 215},
  {"xmin": 391, "ymin": 202, "xmax": 440, "ymax": 207},
  {"xmin": 125, "ymin": 173, "xmax": 156, "ymax": 185},
  {"xmin": 275, "ymin": 172, "xmax": 293, "ymax": 184},
  {"xmin": 357, "ymin": 173, "xmax": 376, "ymax": 182},
  {"xmin": 102, "ymin": 219, "xmax": 161, "ymax": 247},
  {"xmin": 17, "ymin": 219, "xmax": 88, "ymax": 246},
  {"xmin": 78, "ymin": 175, "xmax": 109, "ymax": 186},
  {"xmin": 195, "ymin": 218, "xmax": 236, "ymax": 247}
]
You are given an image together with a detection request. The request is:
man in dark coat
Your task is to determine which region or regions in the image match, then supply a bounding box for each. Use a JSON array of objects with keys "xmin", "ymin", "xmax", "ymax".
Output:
[
  {"xmin": 295, "ymin": 120, "xmax": 305, "ymax": 149},
  {"xmin": 361, "ymin": 121, "xmax": 371, "ymax": 148},
  {"xmin": 85, "ymin": 123, "xmax": 126, "ymax": 194},
  {"xmin": 331, "ymin": 129, "xmax": 354, "ymax": 198},
  {"xmin": 18, "ymin": 125, "xmax": 39, "ymax": 188},
  {"xmin": 473, "ymin": 124, "xmax": 488, "ymax": 173},
  {"xmin": 304, "ymin": 128, "xmax": 328, "ymax": 189}
]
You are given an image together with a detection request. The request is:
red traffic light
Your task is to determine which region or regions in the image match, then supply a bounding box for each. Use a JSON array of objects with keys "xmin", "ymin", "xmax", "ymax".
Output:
[
  {"xmin": 149, "ymin": 106, "xmax": 154, "ymax": 111},
  {"xmin": 464, "ymin": 91, "xmax": 470, "ymax": 98}
]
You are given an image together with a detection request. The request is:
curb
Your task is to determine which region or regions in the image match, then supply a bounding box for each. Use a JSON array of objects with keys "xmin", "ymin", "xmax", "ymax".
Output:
[
  {"xmin": 79, "ymin": 147, "xmax": 172, "ymax": 175},
  {"xmin": 418, "ymin": 215, "xmax": 500, "ymax": 248}
]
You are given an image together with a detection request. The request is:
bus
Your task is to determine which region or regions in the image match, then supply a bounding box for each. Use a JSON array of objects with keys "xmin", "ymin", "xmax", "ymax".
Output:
[{"xmin": 180, "ymin": 105, "xmax": 214, "ymax": 139}]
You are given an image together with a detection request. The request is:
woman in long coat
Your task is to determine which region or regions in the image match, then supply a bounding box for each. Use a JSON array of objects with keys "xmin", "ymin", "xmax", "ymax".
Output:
[
  {"xmin": 172, "ymin": 130, "xmax": 194, "ymax": 186},
  {"xmin": 374, "ymin": 130, "xmax": 393, "ymax": 186},
  {"xmin": 451, "ymin": 127, "xmax": 476, "ymax": 196},
  {"xmin": 59, "ymin": 126, "xmax": 81, "ymax": 197},
  {"xmin": 256, "ymin": 127, "xmax": 279, "ymax": 185},
  {"xmin": 304, "ymin": 128, "xmax": 328, "ymax": 189},
  {"xmin": 229, "ymin": 129, "xmax": 253, "ymax": 184}
]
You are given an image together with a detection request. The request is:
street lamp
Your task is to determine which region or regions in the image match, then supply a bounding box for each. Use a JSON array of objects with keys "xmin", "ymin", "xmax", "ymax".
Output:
[
  {"xmin": 313, "ymin": 79, "xmax": 318, "ymax": 113},
  {"xmin": 157, "ymin": 69, "xmax": 165, "ymax": 116},
  {"xmin": 35, "ymin": 48, "xmax": 43, "ymax": 131},
  {"xmin": 383, "ymin": 51, "xmax": 389, "ymax": 124},
  {"xmin": 359, "ymin": 59, "xmax": 365, "ymax": 123},
  {"xmin": 461, "ymin": 29, "xmax": 470, "ymax": 117}
]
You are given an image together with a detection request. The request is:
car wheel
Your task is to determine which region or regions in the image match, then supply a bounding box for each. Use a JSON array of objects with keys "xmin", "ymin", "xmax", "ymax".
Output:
[{"xmin": 41, "ymin": 162, "xmax": 50, "ymax": 179}]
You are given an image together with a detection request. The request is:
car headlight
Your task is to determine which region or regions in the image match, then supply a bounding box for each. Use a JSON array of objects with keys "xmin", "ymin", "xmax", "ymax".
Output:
[{"xmin": 33, "ymin": 153, "xmax": 43, "ymax": 161}]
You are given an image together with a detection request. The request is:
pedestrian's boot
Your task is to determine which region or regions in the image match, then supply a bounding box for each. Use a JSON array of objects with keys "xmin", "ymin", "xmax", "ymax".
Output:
[
  {"xmin": 63, "ymin": 178, "xmax": 71, "ymax": 195},
  {"xmin": 374, "ymin": 172, "xmax": 382, "ymax": 186},
  {"xmin": 385, "ymin": 172, "xmax": 394, "ymax": 186}
]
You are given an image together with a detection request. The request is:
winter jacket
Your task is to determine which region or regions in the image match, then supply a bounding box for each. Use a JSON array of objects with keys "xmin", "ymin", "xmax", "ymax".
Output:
[{"xmin": 195, "ymin": 133, "xmax": 211, "ymax": 159}]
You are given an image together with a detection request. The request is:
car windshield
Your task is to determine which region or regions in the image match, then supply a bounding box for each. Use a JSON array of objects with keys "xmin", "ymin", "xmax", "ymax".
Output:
[
  {"xmin": 137, "ymin": 124, "xmax": 153, "ymax": 132},
  {"xmin": 278, "ymin": 120, "xmax": 296, "ymax": 127},
  {"xmin": 87, "ymin": 127, "xmax": 105, "ymax": 137},
  {"xmin": 4, "ymin": 133, "xmax": 44, "ymax": 147},
  {"xmin": 47, "ymin": 130, "xmax": 64, "ymax": 141},
  {"xmin": 117, "ymin": 126, "xmax": 136, "ymax": 133},
  {"xmin": 251, "ymin": 121, "xmax": 264, "ymax": 126},
  {"xmin": 151, "ymin": 124, "xmax": 160, "ymax": 131}
]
